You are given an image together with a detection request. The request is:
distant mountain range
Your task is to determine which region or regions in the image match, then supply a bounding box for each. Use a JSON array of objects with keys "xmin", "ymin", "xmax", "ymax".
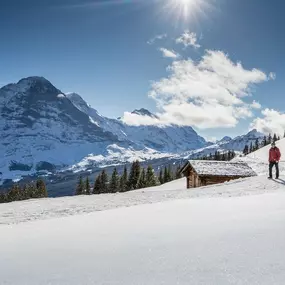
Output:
[{"xmin": 0, "ymin": 76, "xmax": 264, "ymax": 183}]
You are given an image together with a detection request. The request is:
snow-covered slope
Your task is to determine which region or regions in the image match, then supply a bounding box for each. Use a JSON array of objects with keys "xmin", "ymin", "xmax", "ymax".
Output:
[
  {"xmin": 1, "ymin": 173, "xmax": 285, "ymax": 284},
  {"xmin": 234, "ymin": 138, "xmax": 285, "ymax": 175}
]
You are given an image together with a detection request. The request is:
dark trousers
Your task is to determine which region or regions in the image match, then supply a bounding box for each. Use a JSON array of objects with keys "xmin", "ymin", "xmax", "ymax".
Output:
[{"xmin": 269, "ymin": 162, "xmax": 279, "ymax": 178}]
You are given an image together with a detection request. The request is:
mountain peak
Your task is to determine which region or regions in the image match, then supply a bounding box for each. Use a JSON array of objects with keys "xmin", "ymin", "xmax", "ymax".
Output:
[
  {"xmin": 15, "ymin": 76, "xmax": 61, "ymax": 95},
  {"xmin": 246, "ymin": 129, "xmax": 264, "ymax": 137},
  {"xmin": 131, "ymin": 108, "xmax": 158, "ymax": 119},
  {"xmin": 218, "ymin": 136, "xmax": 232, "ymax": 144}
]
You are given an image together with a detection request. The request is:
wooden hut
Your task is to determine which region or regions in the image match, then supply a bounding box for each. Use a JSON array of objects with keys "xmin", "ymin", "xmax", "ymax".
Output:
[{"xmin": 180, "ymin": 160, "xmax": 257, "ymax": 188}]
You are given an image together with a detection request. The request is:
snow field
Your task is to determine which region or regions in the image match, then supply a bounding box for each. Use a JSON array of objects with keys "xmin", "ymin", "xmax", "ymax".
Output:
[{"xmin": 1, "ymin": 191, "xmax": 285, "ymax": 284}]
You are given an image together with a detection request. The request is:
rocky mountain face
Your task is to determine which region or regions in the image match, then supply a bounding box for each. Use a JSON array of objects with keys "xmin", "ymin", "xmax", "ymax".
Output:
[
  {"xmin": 0, "ymin": 77, "xmax": 209, "ymax": 181},
  {"xmin": 0, "ymin": 77, "xmax": 120, "ymax": 179}
]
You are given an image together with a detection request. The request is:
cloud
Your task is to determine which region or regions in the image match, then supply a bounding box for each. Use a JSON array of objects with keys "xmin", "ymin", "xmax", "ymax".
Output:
[
  {"xmin": 122, "ymin": 50, "xmax": 274, "ymax": 129},
  {"xmin": 176, "ymin": 30, "xmax": 201, "ymax": 49},
  {"xmin": 159, "ymin": 48, "xmax": 180, "ymax": 59},
  {"xmin": 121, "ymin": 112, "xmax": 163, "ymax": 127},
  {"xmin": 250, "ymin": 109, "xmax": 285, "ymax": 136},
  {"xmin": 269, "ymin": 72, "xmax": 276, "ymax": 80},
  {"xmin": 147, "ymin": 34, "xmax": 167, "ymax": 45},
  {"xmin": 251, "ymin": 100, "xmax": 262, "ymax": 109}
]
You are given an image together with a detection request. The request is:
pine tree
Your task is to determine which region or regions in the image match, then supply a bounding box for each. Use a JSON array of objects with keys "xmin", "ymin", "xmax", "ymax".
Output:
[
  {"xmin": 85, "ymin": 176, "xmax": 91, "ymax": 195},
  {"xmin": 249, "ymin": 142, "xmax": 253, "ymax": 153},
  {"xmin": 93, "ymin": 174, "xmax": 101, "ymax": 194},
  {"xmin": 27, "ymin": 183, "xmax": 37, "ymax": 199},
  {"xmin": 221, "ymin": 153, "xmax": 226, "ymax": 161},
  {"xmin": 100, "ymin": 170, "xmax": 109, "ymax": 193},
  {"xmin": 36, "ymin": 179, "xmax": 47, "ymax": 198},
  {"xmin": 278, "ymin": 136, "xmax": 280, "ymax": 141},
  {"xmin": 168, "ymin": 165, "xmax": 173, "ymax": 181},
  {"xmin": 137, "ymin": 168, "xmax": 146, "ymax": 189},
  {"xmin": 273, "ymin": 133, "xmax": 277, "ymax": 143},
  {"xmin": 284, "ymin": 131, "xmax": 285, "ymax": 138},
  {"xmin": 145, "ymin": 165, "xmax": 157, "ymax": 187},
  {"xmin": 0, "ymin": 192, "xmax": 6, "ymax": 203},
  {"xmin": 268, "ymin": 134, "xmax": 272, "ymax": 145},
  {"xmin": 128, "ymin": 160, "xmax": 141, "ymax": 190},
  {"xmin": 110, "ymin": 168, "xmax": 120, "ymax": 193},
  {"xmin": 119, "ymin": 166, "xmax": 128, "ymax": 192},
  {"xmin": 175, "ymin": 165, "xmax": 182, "ymax": 179},
  {"xmin": 21, "ymin": 184, "xmax": 29, "ymax": 200},
  {"xmin": 163, "ymin": 166, "xmax": 169, "ymax": 183},
  {"xmin": 255, "ymin": 138, "xmax": 259, "ymax": 151},
  {"xmin": 262, "ymin": 136, "xmax": 267, "ymax": 147},
  {"xmin": 76, "ymin": 176, "xmax": 85, "ymax": 195},
  {"xmin": 6, "ymin": 185, "xmax": 19, "ymax": 202},
  {"xmin": 158, "ymin": 169, "xmax": 163, "ymax": 184}
]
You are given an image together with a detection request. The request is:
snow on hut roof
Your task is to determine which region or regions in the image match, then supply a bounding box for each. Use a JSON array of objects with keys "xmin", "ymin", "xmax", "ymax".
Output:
[{"xmin": 182, "ymin": 160, "xmax": 257, "ymax": 177}]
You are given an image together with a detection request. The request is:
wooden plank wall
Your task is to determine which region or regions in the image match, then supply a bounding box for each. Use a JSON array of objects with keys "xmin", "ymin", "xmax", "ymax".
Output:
[{"xmin": 186, "ymin": 173, "xmax": 245, "ymax": 188}]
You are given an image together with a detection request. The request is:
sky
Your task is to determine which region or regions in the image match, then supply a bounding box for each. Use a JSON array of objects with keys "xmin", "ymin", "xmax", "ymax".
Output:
[{"xmin": 1, "ymin": 0, "xmax": 285, "ymax": 141}]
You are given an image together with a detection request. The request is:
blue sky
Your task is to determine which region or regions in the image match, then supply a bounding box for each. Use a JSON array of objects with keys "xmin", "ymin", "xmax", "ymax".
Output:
[{"xmin": 1, "ymin": 0, "xmax": 285, "ymax": 140}]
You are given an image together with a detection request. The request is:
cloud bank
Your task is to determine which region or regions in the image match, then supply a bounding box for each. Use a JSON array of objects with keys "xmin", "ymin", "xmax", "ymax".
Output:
[
  {"xmin": 251, "ymin": 109, "xmax": 285, "ymax": 136},
  {"xmin": 122, "ymin": 50, "xmax": 274, "ymax": 129}
]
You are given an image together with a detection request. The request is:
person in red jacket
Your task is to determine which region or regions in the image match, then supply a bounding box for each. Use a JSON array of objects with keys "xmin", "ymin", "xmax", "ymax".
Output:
[{"xmin": 268, "ymin": 142, "xmax": 281, "ymax": 179}]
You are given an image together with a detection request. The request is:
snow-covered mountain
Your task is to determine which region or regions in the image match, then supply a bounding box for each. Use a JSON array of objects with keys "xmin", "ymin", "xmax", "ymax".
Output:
[
  {"xmin": 0, "ymin": 76, "xmax": 267, "ymax": 183},
  {"xmin": 0, "ymin": 77, "xmax": 126, "ymax": 179},
  {"xmin": 66, "ymin": 92, "xmax": 207, "ymax": 153},
  {"xmin": 0, "ymin": 77, "xmax": 207, "ymax": 181},
  {"xmin": 181, "ymin": 129, "xmax": 265, "ymax": 159}
]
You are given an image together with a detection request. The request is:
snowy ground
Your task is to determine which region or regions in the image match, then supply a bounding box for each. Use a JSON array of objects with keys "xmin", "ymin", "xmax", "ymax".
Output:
[
  {"xmin": 1, "ymin": 190, "xmax": 285, "ymax": 284},
  {"xmin": 0, "ymin": 176, "xmax": 284, "ymax": 225},
  {"xmin": 1, "ymin": 140, "xmax": 285, "ymax": 284}
]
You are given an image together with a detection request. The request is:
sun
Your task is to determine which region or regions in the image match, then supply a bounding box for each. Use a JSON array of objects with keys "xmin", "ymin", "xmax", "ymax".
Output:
[{"xmin": 160, "ymin": 0, "xmax": 212, "ymax": 24}]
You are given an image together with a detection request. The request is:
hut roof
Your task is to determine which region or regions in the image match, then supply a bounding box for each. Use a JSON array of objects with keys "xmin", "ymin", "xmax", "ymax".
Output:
[{"xmin": 181, "ymin": 160, "xmax": 257, "ymax": 177}]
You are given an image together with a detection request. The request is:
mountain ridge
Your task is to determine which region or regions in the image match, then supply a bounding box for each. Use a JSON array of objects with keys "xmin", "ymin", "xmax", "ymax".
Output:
[{"xmin": 0, "ymin": 76, "xmax": 265, "ymax": 185}]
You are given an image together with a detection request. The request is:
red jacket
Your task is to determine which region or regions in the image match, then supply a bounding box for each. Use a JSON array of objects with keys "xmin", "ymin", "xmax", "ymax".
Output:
[{"xmin": 269, "ymin": 147, "xmax": 281, "ymax": 162}]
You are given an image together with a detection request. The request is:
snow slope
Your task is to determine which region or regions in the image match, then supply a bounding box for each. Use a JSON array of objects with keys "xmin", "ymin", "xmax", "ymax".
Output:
[
  {"xmin": 1, "ymin": 183, "xmax": 285, "ymax": 284},
  {"xmin": 234, "ymin": 138, "xmax": 285, "ymax": 175}
]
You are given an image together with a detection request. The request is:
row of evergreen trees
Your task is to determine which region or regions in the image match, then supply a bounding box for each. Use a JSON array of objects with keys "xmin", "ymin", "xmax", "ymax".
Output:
[
  {"xmin": 199, "ymin": 150, "xmax": 236, "ymax": 161},
  {"xmin": 0, "ymin": 179, "xmax": 47, "ymax": 204},
  {"xmin": 75, "ymin": 161, "xmax": 182, "ymax": 195},
  {"xmin": 243, "ymin": 133, "xmax": 282, "ymax": 155}
]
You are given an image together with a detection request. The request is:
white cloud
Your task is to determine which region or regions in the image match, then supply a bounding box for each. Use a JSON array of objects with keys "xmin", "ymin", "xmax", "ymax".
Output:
[
  {"xmin": 250, "ymin": 109, "xmax": 285, "ymax": 136},
  {"xmin": 251, "ymin": 100, "xmax": 262, "ymax": 109},
  {"xmin": 176, "ymin": 30, "xmax": 201, "ymax": 49},
  {"xmin": 159, "ymin": 48, "xmax": 180, "ymax": 59},
  {"xmin": 121, "ymin": 112, "xmax": 164, "ymax": 127},
  {"xmin": 122, "ymin": 50, "xmax": 274, "ymax": 129},
  {"xmin": 147, "ymin": 34, "xmax": 167, "ymax": 45},
  {"xmin": 269, "ymin": 72, "xmax": 276, "ymax": 80}
]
